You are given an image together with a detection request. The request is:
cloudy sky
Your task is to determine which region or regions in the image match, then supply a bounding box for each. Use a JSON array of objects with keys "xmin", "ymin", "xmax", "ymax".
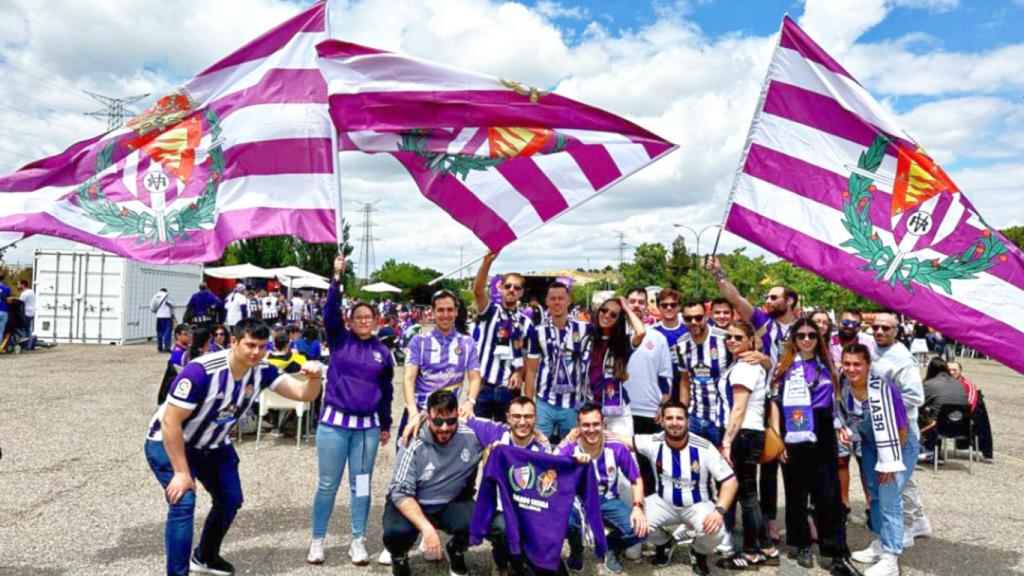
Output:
[{"xmin": 1, "ymin": 0, "xmax": 1022, "ymax": 278}]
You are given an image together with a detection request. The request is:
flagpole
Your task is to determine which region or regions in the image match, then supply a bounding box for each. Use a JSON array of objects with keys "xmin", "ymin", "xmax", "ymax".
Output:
[
  {"xmin": 710, "ymin": 14, "xmax": 787, "ymax": 259},
  {"xmin": 324, "ymin": 0, "xmax": 345, "ymax": 254}
]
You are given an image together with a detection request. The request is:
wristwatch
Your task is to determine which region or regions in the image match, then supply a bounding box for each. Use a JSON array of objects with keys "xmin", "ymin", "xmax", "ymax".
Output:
[
  {"xmin": 714, "ymin": 505, "xmax": 728, "ymax": 516},
  {"xmin": 632, "ymin": 500, "xmax": 645, "ymax": 510}
]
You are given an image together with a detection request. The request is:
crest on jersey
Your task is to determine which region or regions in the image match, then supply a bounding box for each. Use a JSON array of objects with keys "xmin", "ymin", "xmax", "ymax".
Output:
[
  {"xmin": 509, "ymin": 464, "xmax": 536, "ymax": 492},
  {"xmin": 691, "ymin": 460, "xmax": 700, "ymax": 474},
  {"xmin": 172, "ymin": 378, "xmax": 192, "ymax": 399},
  {"xmin": 373, "ymin": 351, "xmax": 383, "ymax": 363},
  {"xmin": 537, "ymin": 469, "xmax": 559, "ymax": 497}
]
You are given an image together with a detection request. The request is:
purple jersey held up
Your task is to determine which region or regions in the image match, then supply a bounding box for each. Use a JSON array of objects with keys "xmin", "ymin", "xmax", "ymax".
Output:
[
  {"xmin": 558, "ymin": 439, "xmax": 639, "ymax": 501},
  {"xmin": 470, "ymin": 445, "xmax": 607, "ymax": 571},
  {"xmin": 406, "ymin": 328, "xmax": 480, "ymax": 409}
]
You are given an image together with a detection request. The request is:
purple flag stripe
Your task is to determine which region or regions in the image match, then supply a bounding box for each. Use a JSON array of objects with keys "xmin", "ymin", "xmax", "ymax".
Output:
[
  {"xmin": 567, "ymin": 145, "xmax": 623, "ymax": 191},
  {"xmin": 197, "ymin": 2, "xmax": 326, "ymax": 78},
  {"xmin": 460, "ymin": 128, "xmax": 490, "ymax": 156},
  {"xmin": 316, "ymin": 40, "xmax": 387, "ymax": 59},
  {"xmin": 743, "ymin": 144, "xmax": 1024, "ymax": 291},
  {"xmin": 326, "ymin": 92, "xmax": 667, "ymax": 143},
  {"xmin": 221, "ymin": 138, "xmax": 334, "ymax": 180},
  {"xmin": 628, "ymin": 135, "xmax": 676, "ymax": 161},
  {"xmin": 338, "ymin": 131, "xmax": 359, "ymax": 152},
  {"xmin": 726, "ymin": 202, "xmax": 1024, "ymax": 375},
  {"xmin": 494, "ymin": 159, "xmax": 569, "ymax": 222},
  {"xmin": 763, "ymin": 81, "xmax": 914, "ymax": 151},
  {"xmin": 208, "ymin": 69, "xmax": 327, "ymax": 120},
  {"xmin": 3, "ymin": 132, "xmax": 105, "ymax": 177},
  {"xmin": 0, "ymin": 136, "xmax": 119, "ymax": 192},
  {"xmin": 779, "ymin": 16, "xmax": 855, "ymax": 81},
  {"xmin": 0, "ymin": 206, "xmax": 334, "ymax": 265},
  {"xmin": 394, "ymin": 153, "xmax": 517, "ymax": 249}
]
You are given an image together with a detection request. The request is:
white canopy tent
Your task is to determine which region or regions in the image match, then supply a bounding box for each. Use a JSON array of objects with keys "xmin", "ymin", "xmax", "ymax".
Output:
[
  {"xmin": 265, "ymin": 266, "xmax": 327, "ymax": 281},
  {"xmin": 203, "ymin": 263, "xmax": 276, "ymax": 279},
  {"xmin": 361, "ymin": 281, "xmax": 402, "ymax": 294},
  {"xmin": 280, "ymin": 276, "xmax": 331, "ymax": 291}
]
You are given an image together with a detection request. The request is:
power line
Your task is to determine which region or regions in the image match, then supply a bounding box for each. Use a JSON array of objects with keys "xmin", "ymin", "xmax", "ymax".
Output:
[
  {"xmin": 0, "ymin": 100, "xmax": 61, "ymax": 124},
  {"xmin": 354, "ymin": 200, "xmax": 381, "ymax": 283},
  {"xmin": 0, "ymin": 55, "xmax": 93, "ymax": 104},
  {"xmin": 0, "ymin": 125, "xmax": 67, "ymax": 143},
  {"xmin": 83, "ymin": 90, "xmax": 149, "ymax": 131},
  {"xmin": 0, "ymin": 145, "xmax": 37, "ymax": 160},
  {"xmin": 0, "ymin": 85, "xmax": 84, "ymax": 114}
]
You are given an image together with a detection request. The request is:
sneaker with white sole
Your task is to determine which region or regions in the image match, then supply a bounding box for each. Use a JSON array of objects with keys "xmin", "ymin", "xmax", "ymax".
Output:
[
  {"xmin": 909, "ymin": 516, "xmax": 932, "ymax": 539},
  {"xmin": 190, "ymin": 551, "xmax": 235, "ymax": 575},
  {"xmin": 852, "ymin": 539, "xmax": 884, "ymax": 564},
  {"xmin": 349, "ymin": 537, "xmax": 370, "ymax": 566},
  {"xmin": 378, "ymin": 548, "xmax": 393, "ymax": 566},
  {"xmin": 864, "ymin": 552, "xmax": 899, "ymax": 576},
  {"xmin": 307, "ymin": 538, "xmax": 326, "ymax": 565},
  {"xmin": 672, "ymin": 525, "xmax": 695, "ymax": 545},
  {"xmin": 716, "ymin": 540, "xmax": 735, "ymax": 557}
]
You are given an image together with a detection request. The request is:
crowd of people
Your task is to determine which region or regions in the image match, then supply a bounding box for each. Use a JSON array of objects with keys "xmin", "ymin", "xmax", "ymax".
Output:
[{"xmin": 144, "ymin": 252, "xmax": 995, "ymax": 576}]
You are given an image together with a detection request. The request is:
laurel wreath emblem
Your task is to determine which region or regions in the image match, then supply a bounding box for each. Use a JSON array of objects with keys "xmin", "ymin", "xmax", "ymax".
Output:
[
  {"xmin": 840, "ymin": 134, "xmax": 1007, "ymax": 294},
  {"xmin": 399, "ymin": 129, "xmax": 567, "ymax": 181},
  {"xmin": 74, "ymin": 108, "xmax": 224, "ymax": 246}
]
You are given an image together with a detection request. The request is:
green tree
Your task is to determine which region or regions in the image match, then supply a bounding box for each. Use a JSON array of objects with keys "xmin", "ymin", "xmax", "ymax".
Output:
[
  {"xmin": 218, "ymin": 222, "xmax": 355, "ymax": 285},
  {"xmin": 619, "ymin": 242, "xmax": 671, "ymax": 291},
  {"xmin": 368, "ymin": 259, "xmax": 459, "ymax": 303},
  {"xmin": 1001, "ymin": 226, "xmax": 1024, "ymax": 251}
]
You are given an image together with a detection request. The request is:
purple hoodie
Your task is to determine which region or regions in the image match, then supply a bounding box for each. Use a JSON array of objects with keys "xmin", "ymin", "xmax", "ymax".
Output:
[{"xmin": 321, "ymin": 280, "xmax": 394, "ymax": 428}]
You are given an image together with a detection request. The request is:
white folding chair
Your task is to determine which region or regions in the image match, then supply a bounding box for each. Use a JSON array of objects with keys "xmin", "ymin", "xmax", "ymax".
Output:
[{"xmin": 256, "ymin": 390, "xmax": 309, "ymax": 449}]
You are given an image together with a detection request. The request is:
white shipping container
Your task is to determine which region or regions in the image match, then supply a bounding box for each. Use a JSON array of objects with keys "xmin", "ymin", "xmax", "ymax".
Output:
[{"xmin": 32, "ymin": 249, "xmax": 204, "ymax": 345}]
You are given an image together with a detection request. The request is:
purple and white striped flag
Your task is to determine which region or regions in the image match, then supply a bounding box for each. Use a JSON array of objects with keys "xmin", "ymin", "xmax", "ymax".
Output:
[
  {"xmin": 726, "ymin": 16, "xmax": 1024, "ymax": 373},
  {"xmin": 0, "ymin": 2, "xmax": 336, "ymax": 264},
  {"xmin": 316, "ymin": 40, "xmax": 676, "ymax": 251}
]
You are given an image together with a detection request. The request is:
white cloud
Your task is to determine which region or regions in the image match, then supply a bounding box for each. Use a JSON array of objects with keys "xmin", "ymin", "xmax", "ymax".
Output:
[
  {"xmin": 891, "ymin": 0, "xmax": 959, "ymax": 13},
  {"xmin": 534, "ymin": 1, "xmax": 588, "ymax": 20},
  {"xmin": 799, "ymin": 0, "xmax": 889, "ymax": 55}
]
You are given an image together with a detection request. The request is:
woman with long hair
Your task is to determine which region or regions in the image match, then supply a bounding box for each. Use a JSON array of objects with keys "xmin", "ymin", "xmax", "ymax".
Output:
[
  {"xmin": 586, "ymin": 296, "xmax": 644, "ymax": 436},
  {"xmin": 209, "ymin": 324, "xmax": 228, "ymax": 353},
  {"xmin": 771, "ymin": 318, "xmax": 860, "ymax": 575},
  {"xmin": 182, "ymin": 326, "xmax": 212, "ymax": 364},
  {"xmin": 843, "ymin": 344, "xmax": 911, "ymax": 576},
  {"xmin": 308, "ymin": 255, "xmax": 394, "ymax": 567},
  {"xmin": 719, "ymin": 320, "xmax": 779, "ymax": 570}
]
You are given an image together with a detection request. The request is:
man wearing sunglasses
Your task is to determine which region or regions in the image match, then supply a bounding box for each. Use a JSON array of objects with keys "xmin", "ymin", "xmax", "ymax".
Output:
[
  {"xmin": 653, "ymin": 289, "xmax": 688, "ymax": 406},
  {"xmin": 829, "ymin": 310, "xmax": 875, "ymax": 366},
  {"xmin": 385, "ymin": 390, "xmax": 484, "ymax": 576},
  {"xmin": 473, "ymin": 250, "xmax": 531, "ymax": 423},
  {"xmin": 623, "ymin": 287, "xmax": 674, "ymax": 435},
  {"xmin": 676, "ymin": 301, "xmax": 730, "ymax": 447},
  {"xmin": 867, "ymin": 313, "xmax": 929, "ymax": 548}
]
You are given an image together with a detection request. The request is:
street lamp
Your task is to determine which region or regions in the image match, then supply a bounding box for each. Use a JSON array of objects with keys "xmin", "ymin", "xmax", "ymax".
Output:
[{"xmin": 673, "ymin": 224, "xmax": 722, "ymax": 298}]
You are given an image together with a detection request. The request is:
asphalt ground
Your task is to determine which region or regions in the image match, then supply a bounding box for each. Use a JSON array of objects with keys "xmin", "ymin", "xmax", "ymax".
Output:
[{"xmin": 1, "ymin": 345, "xmax": 1023, "ymax": 575}]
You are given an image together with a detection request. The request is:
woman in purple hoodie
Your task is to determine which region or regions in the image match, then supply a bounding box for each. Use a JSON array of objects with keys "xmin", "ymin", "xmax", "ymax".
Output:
[{"xmin": 308, "ymin": 255, "xmax": 394, "ymax": 567}]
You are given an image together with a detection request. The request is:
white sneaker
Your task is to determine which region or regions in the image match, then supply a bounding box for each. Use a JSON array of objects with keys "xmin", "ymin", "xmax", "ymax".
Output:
[
  {"xmin": 348, "ymin": 537, "xmax": 369, "ymax": 566},
  {"xmin": 909, "ymin": 516, "xmax": 932, "ymax": 538},
  {"xmin": 902, "ymin": 531, "xmax": 915, "ymax": 548},
  {"xmin": 307, "ymin": 538, "xmax": 325, "ymax": 565},
  {"xmin": 852, "ymin": 539, "xmax": 884, "ymax": 564},
  {"xmin": 624, "ymin": 543, "xmax": 643, "ymax": 561},
  {"xmin": 716, "ymin": 540, "xmax": 735, "ymax": 557},
  {"xmin": 864, "ymin": 552, "xmax": 899, "ymax": 576},
  {"xmin": 377, "ymin": 548, "xmax": 392, "ymax": 566},
  {"xmin": 672, "ymin": 525, "xmax": 695, "ymax": 545}
]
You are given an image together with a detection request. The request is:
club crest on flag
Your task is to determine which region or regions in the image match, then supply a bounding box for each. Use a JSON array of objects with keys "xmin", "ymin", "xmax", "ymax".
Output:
[
  {"xmin": 73, "ymin": 89, "xmax": 225, "ymax": 247},
  {"xmin": 840, "ymin": 134, "xmax": 1008, "ymax": 293},
  {"xmin": 509, "ymin": 464, "xmax": 536, "ymax": 492},
  {"xmin": 537, "ymin": 469, "xmax": 558, "ymax": 497}
]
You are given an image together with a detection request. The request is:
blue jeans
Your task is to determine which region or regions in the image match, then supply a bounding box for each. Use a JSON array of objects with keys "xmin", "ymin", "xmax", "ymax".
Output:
[
  {"xmin": 23, "ymin": 316, "xmax": 34, "ymax": 350},
  {"xmin": 475, "ymin": 383, "xmax": 517, "ymax": 423},
  {"xmin": 688, "ymin": 415, "xmax": 723, "ymax": 447},
  {"xmin": 157, "ymin": 318, "xmax": 173, "ymax": 351},
  {"xmin": 312, "ymin": 424, "xmax": 381, "ymax": 539},
  {"xmin": 145, "ymin": 440, "xmax": 244, "ymax": 576},
  {"xmin": 860, "ymin": 431, "xmax": 919, "ymax": 555},
  {"xmin": 536, "ymin": 401, "xmax": 578, "ymax": 441},
  {"xmin": 0, "ymin": 310, "xmax": 8, "ymax": 346},
  {"xmin": 569, "ymin": 498, "xmax": 645, "ymax": 554}
]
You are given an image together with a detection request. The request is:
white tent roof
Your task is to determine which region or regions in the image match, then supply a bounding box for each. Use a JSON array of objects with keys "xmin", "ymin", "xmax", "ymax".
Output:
[
  {"xmin": 203, "ymin": 263, "xmax": 275, "ymax": 279},
  {"xmin": 362, "ymin": 281, "xmax": 402, "ymax": 293},
  {"xmin": 265, "ymin": 266, "xmax": 327, "ymax": 281},
  {"xmin": 280, "ymin": 276, "xmax": 331, "ymax": 291}
]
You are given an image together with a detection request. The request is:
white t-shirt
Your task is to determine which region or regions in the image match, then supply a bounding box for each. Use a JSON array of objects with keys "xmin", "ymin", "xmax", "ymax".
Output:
[
  {"xmin": 722, "ymin": 361, "xmax": 768, "ymax": 431},
  {"xmin": 20, "ymin": 288, "xmax": 36, "ymax": 317},
  {"xmin": 622, "ymin": 329, "xmax": 674, "ymax": 418},
  {"xmin": 224, "ymin": 292, "xmax": 247, "ymax": 326},
  {"xmin": 290, "ymin": 297, "xmax": 306, "ymax": 320}
]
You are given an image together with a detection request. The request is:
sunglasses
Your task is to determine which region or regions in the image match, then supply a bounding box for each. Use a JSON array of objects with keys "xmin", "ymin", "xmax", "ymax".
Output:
[
  {"xmin": 766, "ymin": 294, "xmax": 782, "ymax": 301},
  {"xmin": 504, "ymin": 283, "xmax": 524, "ymax": 291},
  {"xmin": 840, "ymin": 320, "xmax": 861, "ymax": 328},
  {"xmin": 599, "ymin": 307, "xmax": 619, "ymax": 319},
  {"xmin": 431, "ymin": 417, "xmax": 459, "ymax": 427},
  {"xmin": 795, "ymin": 332, "xmax": 818, "ymax": 341},
  {"xmin": 872, "ymin": 325, "xmax": 894, "ymax": 332},
  {"xmin": 683, "ymin": 315, "xmax": 705, "ymax": 323},
  {"xmin": 659, "ymin": 302, "xmax": 679, "ymax": 309},
  {"xmin": 508, "ymin": 413, "xmax": 536, "ymax": 421},
  {"xmin": 724, "ymin": 334, "xmax": 747, "ymax": 342}
]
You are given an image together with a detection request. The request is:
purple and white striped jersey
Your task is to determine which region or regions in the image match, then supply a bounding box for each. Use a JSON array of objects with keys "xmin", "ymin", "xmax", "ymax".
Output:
[
  {"xmin": 147, "ymin": 350, "xmax": 286, "ymax": 450},
  {"xmin": 558, "ymin": 439, "xmax": 639, "ymax": 501},
  {"xmin": 676, "ymin": 327, "xmax": 730, "ymax": 426},
  {"xmin": 527, "ymin": 319, "xmax": 593, "ymax": 410},
  {"xmin": 473, "ymin": 302, "xmax": 531, "ymax": 387},
  {"xmin": 407, "ymin": 328, "xmax": 480, "ymax": 409},
  {"xmin": 320, "ymin": 407, "xmax": 380, "ymax": 430},
  {"xmin": 635, "ymin": 433, "xmax": 733, "ymax": 509},
  {"xmin": 751, "ymin": 308, "xmax": 794, "ymax": 367}
]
